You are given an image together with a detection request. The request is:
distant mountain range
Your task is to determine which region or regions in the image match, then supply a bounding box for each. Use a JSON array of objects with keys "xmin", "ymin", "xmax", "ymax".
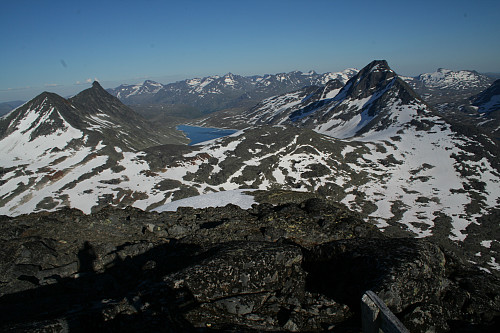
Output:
[
  {"xmin": 106, "ymin": 68, "xmax": 495, "ymax": 111},
  {"xmin": 106, "ymin": 67, "xmax": 498, "ymax": 130},
  {"xmin": 0, "ymin": 100, "xmax": 24, "ymax": 117},
  {"xmin": 400, "ymin": 68, "xmax": 494, "ymax": 112},
  {"xmin": 1, "ymin": 68, "xmax": 495, "ymax": 119},
  {"xmin": 405, "ymin": 67, "xmax": 493, "ymax": 91},
  {"xmin": 106, "ymin": 69, "xmax": 358, "ymax": 114}
]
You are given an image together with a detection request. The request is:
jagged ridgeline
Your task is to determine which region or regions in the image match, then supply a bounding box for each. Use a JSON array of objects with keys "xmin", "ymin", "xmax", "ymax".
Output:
[
  {"xmin": 107, "ymin": 69, "xmax": 358, "ymax": 114},
  {"xmin": 0, "ymin": 81, "xmax": 187, "ymax": 151},
  {"xmin": 0, "ymin": 60, "xmax": 500, "ymax": 331}
]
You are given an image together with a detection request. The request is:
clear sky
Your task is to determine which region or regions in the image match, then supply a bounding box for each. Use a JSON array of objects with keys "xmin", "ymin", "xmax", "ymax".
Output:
[{"xmin": 1, "ymin": 0, "xmax": 499, "ymax": 102}]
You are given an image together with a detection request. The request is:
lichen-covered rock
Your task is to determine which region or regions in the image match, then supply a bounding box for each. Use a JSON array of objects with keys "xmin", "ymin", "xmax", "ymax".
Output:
[
  {"xmin": 0, "ymin": 197, "xmax": 499, "ymax": 332},
  {"xmin": 164, "ymin": 241, "xmax": 308, "ymax": 330},
  {"xmin": 304, "ymin": 237, "xmax": 500, "ymax": 331},
  {"xmin": 304, "ymin": 238, "xmax": 447, "ymax": 311}
]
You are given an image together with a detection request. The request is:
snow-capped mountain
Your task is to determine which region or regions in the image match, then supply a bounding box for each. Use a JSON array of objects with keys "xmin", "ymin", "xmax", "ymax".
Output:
[
  {"xmin": 2, "ymin": 61, "xmax": 500, "ymax": 274},
  {"xmin": 303, "ymin": 60, "xmax": 430, "ymax": 139},
  {"xmin": 184, "ymin": 61, "xmax": 500, "ymax": 247},
  {"xmin": 0, "ymin": 81, "xmax": 186, "ymax": 154},
  {"xmin": 241, "ymin": 80, "xmax": 345, "ymax": 126},
  {"xmin": 248, "ymin": 69, "xmax": 357, "ymax": 99},
  {"xmin": 398, "ymin": 69, "xmax": 497, "ymax": 137},
  {"xmin": 230, "ymin": 61, "xmax": 498, "ymax": 143},
  {"xmin": 414, "ymin": 68, "xmax": 492, "ymax": 90},
  {"xmin": 107, "ymin": 69, "xmax": 358, "ymax": 114},
  {"xmin": 112, "ymin": 80, "xmax": 164, "ymax": 101},
  {"xmin": 230, "ymin": 60, "xmax": 428, "ymax": 138},
  {"xmin": 0, "ymin": 81, "xmax": 188, "ymax": 214},
  {"xmin": 0, "ymin": 91, "xmax": 88, "ymax": 167},
  {"xmin": 402, "ymin": 68, "xmax": 494, "ymax": 107},
  {"xmin": 187, "ymin": 78, "xmax": 347, "ymax": 129}
]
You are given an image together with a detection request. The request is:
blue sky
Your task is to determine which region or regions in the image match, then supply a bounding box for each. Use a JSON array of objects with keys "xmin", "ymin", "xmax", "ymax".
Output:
[{"xmin": 1, "ymin": 0, "xmax": 499, "ymax": 102}]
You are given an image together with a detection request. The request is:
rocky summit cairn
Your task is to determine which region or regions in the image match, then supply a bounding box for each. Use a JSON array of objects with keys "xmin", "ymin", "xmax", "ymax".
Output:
[{"xmin": 1, "ymin": 195, "xmax": 499, "ymax": 332}]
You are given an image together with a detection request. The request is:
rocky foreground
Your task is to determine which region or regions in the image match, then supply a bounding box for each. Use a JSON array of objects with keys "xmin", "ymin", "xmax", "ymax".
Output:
[{"xmin": 1, "ymin": 192, "xmax": 499, "ymax": 332}]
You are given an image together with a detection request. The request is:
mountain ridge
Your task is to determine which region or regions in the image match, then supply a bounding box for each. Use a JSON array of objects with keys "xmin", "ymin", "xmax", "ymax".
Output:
[
  {"xmin": 222, "ymin": 60, "xmax": 434, "ymax": 141},
  {"xmin": 0, "ymin": 82, "xmax": 187, "ymax": 154},
  {"xmin": 1, "ymin": 60, "xmax": 500, "ymax": 277},
  {"xmin": 107, "ymin": 69, "xmax": 359, "ymax": 114}
]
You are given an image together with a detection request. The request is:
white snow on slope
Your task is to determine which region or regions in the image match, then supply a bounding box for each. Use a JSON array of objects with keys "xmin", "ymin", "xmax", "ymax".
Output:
[
  {"xmin": 321, "ymin": 68, "xmax": 358, "ymax": 85},
  {"xmin": 315, "ymin": 96, "xmax": 374, "ymax": 138},
  {"xmin": 357, "ymin": 130, "xmax": 472, "ymax": 240},
  {"xmin": 416, "ymin": 68, "xmax": 488, "ymax": 90},
  {"xmin": 117, "ymin": 81, "xmax": 164, "ymax": 98},
  {"xmin": 322, "ymin": 88, "xmax": 341, "ymax": 99},
  {"xmin": 247, "ymin": 91, "xmax": 305, "ymax": 125},
  {"xmin": 0, "ymin": 106, "xmax": 84, "ymax": 167},
  {"xmin": 153, "ymin": 189, "xmax": 256, "ymax": 212}
]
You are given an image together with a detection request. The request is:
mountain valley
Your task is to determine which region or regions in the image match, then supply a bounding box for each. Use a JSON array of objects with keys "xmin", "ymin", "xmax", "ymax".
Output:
[{"xmin": 1, "ymin": 60, "xmax": 500, "ymax": 332}]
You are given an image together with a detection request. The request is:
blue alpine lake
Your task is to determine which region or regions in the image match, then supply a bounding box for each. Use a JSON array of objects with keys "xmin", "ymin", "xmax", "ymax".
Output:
[{"xmin": 177, "ymin": 125, "xmax": 238, "ymax": 145}]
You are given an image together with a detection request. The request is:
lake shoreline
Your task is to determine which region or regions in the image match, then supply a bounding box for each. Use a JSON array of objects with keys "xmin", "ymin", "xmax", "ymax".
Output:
[{"xmin": 177, "ymin": 124, "xmax": 238, "ymax": 145}]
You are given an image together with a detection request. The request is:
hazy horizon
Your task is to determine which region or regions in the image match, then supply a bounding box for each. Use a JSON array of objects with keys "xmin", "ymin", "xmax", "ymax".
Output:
[{"xmin": 2, "ymin": 0, "xmax": 499, "ymax": 102}]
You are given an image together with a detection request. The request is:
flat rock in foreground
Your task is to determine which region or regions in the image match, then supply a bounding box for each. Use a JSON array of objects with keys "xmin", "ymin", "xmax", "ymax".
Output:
[{"xmin": 0, "ymin": 198, "xmax": 499, "ymax": 332}]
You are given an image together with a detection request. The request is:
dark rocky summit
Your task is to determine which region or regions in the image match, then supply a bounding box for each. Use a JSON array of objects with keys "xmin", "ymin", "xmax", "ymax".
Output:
[{"xmin": 1, "ymin": 194, "xmax": 499, "ymax": 332}]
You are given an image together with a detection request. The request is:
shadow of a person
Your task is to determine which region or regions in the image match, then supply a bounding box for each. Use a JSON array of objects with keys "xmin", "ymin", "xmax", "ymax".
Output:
[{"xmin": 78, "ymin": 241, "xmax": 97, "ymax": 273}]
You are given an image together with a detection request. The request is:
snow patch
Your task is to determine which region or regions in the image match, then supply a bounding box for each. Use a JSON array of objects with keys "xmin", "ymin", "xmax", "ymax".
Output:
[{"xmin": 153, "ymin": 189, "xmax": 256, "ymax": 212}]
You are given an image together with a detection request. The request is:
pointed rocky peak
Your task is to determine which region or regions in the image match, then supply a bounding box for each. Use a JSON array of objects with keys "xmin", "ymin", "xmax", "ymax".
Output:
[
  {"xmin": 140, "ymin": 80, "xmax": 164, "ymax": 95},
  {"xmin": 358, "ymin": 60, "xmax": 396, "ymax": 81},
  {"xmin": 70, "ymin": 80, "xmax": 122, "ymax": 112},
  {"xmin": 6, "ymin": 91, "xmax": 72, "ymax": 122},
  {"xmin": 300, "ymin": 60, "xmax": 431, "ymax": 140},
  {"xmin": 0, "ymin": 90, "xmax": 81, "ymax": 144},
  {"xmin": 25, "ymin": 91, "xmax": 70, "ymax": 110},
  {"xmin": 74, "ymin": 81, "xmax": 112, "ymax": 99},
  {"xmin": 85, "ymin": 80, "xmax": 112, "ymax": 97},
  {"xmin": 34, "ymin": 91, "xmax": 60, "ymax": 101},
  {"xmin": 221, "ymin": 72, "xmax": 245, "ymax": 87},
  {"xmin": 334, "ymin": 60, "xmax": 399, "ymax": 101},
  {"xmin": 92, "ymin": 80, "xmax": 103, "ymax": 89},
  {"xmin": 365, "ymin": 59, "xmax": 391, "ymax": 71},
  {"xmin": 222, "ymin": 73, "xmax": 240, "ymax": 82}
]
